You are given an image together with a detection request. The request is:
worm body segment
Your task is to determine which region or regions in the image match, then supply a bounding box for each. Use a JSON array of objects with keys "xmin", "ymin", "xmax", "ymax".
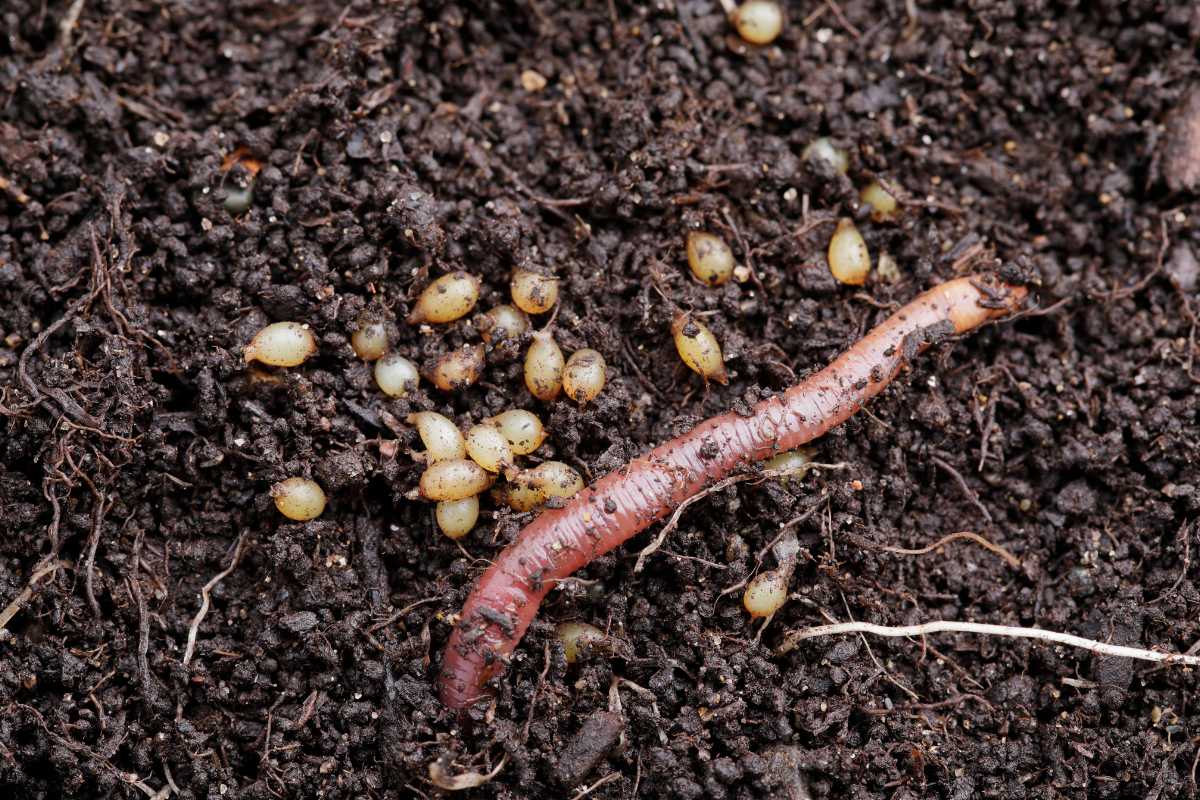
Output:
[{"xmin": 438, "ymin": 276, "xmax": 1026, "ymax": 709}]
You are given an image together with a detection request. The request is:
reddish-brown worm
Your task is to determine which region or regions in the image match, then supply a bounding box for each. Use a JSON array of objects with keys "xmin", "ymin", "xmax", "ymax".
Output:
[{"xmin": 438, "ymin": 275, "xmax": 1028, "ymax": 709}]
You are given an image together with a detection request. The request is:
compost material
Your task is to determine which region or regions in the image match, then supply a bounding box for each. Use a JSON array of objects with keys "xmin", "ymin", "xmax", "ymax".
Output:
[{"xmin": 2, "ymin": 1, "xmax": 1199, "ymax": 798}]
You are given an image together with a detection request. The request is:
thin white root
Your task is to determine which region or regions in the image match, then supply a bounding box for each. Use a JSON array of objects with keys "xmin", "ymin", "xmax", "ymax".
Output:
[
  {"xmin": 182, "ymin": 532, "xmax": 248, "ymax": 668},
  {"xmin": 780, "ymin": 620, "xmax": 1200, "ymax": 666}
]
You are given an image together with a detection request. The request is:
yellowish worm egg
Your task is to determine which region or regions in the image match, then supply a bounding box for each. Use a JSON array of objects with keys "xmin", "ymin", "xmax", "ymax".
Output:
[
  {"xmin": 524, "ymin": 330, "xmax": 564, "ymax": 401},
  {"xmin": 350, "ymin": 318, "xmax": 389, "ymax": 360},
  {"xmin": 802, "ymin": 137, "xmax": 850, "ymax": 176},
  {"xmin": 671, "ymin": 313, "xmax": 728, "ymax": 385},
  {"xmin": 531, "ymin": 461, "xmax": 584, "ymax": 500},
  {"xmin": 876, "ymin": 252, "xmax": 901, "ymax": 283},
  {"xmin": 419, "ymin": 459, "xmax": 494, "ymax": 501},
  {"xmin": 828, "ymin": 217, "xmax": 871, "ymax": 286},
  {"xmin": 465, "ymin": 424, "xmax": 515, "ymax": 474},
  {"xmin": 556, "ymin": 621, "xmax": 607, "ymax": 663},
  {"xmin": 686, "ymin": 231, "xmax": 735, "ymax": 286},
  {"xmin": 409, "ymin": 412, "xmax": 466, "ymax": 463},
  {"xmin": 428, "ymin": 344, "xmax": 486, "ymax": 391},
  {"xmin": 499, "ymin": 474, "xmax": 547, "ymax": 512},
  {"xmin": 244, "ymin": 322, "xmax": 317, "ymax": 367},
  {"xmin": 436, "ymin": 496, "xmax": 479, "ymax": 539},
  {"xmin": 408, "ymin": 272, "xmax": 481, "ymax": 324},
  {"xmin": 374, "ymin": 352, "xmax": 420, "ymax": 397},
  {"xmin": 743, "ymin": 569, "xmax": 789, "ymax": 618},
  {"xmin": 271, "ymin": 477, "xmax": 326, "ymax": 521},
  {"xmin": 562, "ymin": 349, "xmax": 606, "ymax": 404},
  {"xmin": 478, "ymin": 304, "xmax": 531, "ymax": 344},
  {"xmin": 764, "ymin": 447, "xmax": 815, "ymax": 487},
  {"xmin": 488, "ymin": 410, "xmax": 547, "ymax": 455},
  {"xmin": 511, "ymin": 268, "xmax": 560, "ymax": 314},
  {"xmin": 732, "ymin": 0, "xmax": 784, "ymax": 46},
  {"xmin": 860, "ymin": 181, "xmax": 899, "ymax": 222}
]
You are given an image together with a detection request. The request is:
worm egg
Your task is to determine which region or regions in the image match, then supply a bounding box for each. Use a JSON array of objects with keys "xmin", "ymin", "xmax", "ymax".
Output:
[
  {"xmin": 409, "ymin": 411, "xmax": 466, "ymax": 463},
  {"xmin": 351, "ymin": 318, "xmax": 390, "ymax": 361},
  {"xmin": 531, "ymin": 461, "xmax": 584, "ymax": 500},
  {"xmin": 436, "ymin": 496, "xmax": 479, "ymax": 540},
  {"xmin": 828, "ymin": 218, "xmax": 871, "ymax": 286},
  {"xmin": 510, "ymin": 268, "xmax": 559, "ymax": 314},
  {"xmin": 860, "ymin": 181, "xmax": 899, "ymax": 222},
  {"xmin": 243, "ymin": 322, "xmax": 317, "ymax": 367},
  {"xmin": 764, "ymin": 447, "xmax": 815, "ymax": 487},
  {"xmin": 271, "ymin": 477, "xmax": 326, "ymax": 521},
  {"xmin": 562, "ymin": 349, "xmax": 606, "ymax": 404},
  {"xmin": 556, "ymin": 621, "xmax": 607, "ymax": 664},
  {"xmin": 500, "ymin": 473, "xmax": 547, "ymax": 512},
  {"xmin": 408, "ymin": 271, "xmax": 481, "ymax": 324},
  {"xmin": 743, "ymin": 569, "xmax": 788, "ymax": 618},
  {"xmin": 686, "ymin": 231, "xmax": 735, "ymax": 286},
  {"xmin": 465, "ymin": 423, "xmax": 515, "ymax": 474},
  {"xmin": 731, "ymin": 0, "xmax": 783, "ymax": 46},
  {"xmin": 419, "ymin": 459, "xmax": 494, "ymax": 501},
  {"xmin": 428, "ymin": 344, "xmax": 486, "ymax": 391},
  {"xmin": 802, "ymin": 137, "xmax": 850, "ymax": 176},
  {"xmin": 488, "ymin": 409, "xmax": 547, "ymax": 455},
  {"xmin": 524, "ymin": 330, "xmax": 564, "ymax": 401},
  {"xmin": 374, "ymin": 352, "xmax": 420, "ymax": 397},
  {"xmin": 478, "ymin": 304, "xmax": 531, "ymax": 344},
  {"xmin": 876, "ymin": 252, "xmax": 901, "ymax": 283},
  {"xmin": 671, "ymin": 313, "xmax": 728, "ymax": 385}
]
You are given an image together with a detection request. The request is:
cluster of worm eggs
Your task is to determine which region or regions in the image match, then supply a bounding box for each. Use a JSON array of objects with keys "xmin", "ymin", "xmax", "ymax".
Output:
[
  {"xmin": 675, "ymin": 138, "xmax": 899, "ymax": 382},
  {"xmin": 802, "ymin": 137, "xmax": 900, "ymax": 286},
  {"xmin": 243, "ymin": 265, "xmax": 598, "ymax": 538},
  {"xmin": 411, "ymin": 408, "xmax": 584, "ymax": 539}
]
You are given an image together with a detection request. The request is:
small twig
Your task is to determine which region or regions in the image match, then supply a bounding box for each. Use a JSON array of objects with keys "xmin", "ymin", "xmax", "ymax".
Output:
[
  {"xmin": 930, "ymin": 455, "xmax": 993, "ymax": 525},
  {"xmin": 1147, "ymin": 519, "xmax": 1194, "ymax": 605},
  {"xmin": 522, "ymin": 641, "xmax": 552, "ymax": 744},
  {"xmin": 661, "ymin": 550, "xmax": 727, "ymax": 569},
  {"xmin": 1107, "ymin": 217, "xmax": 1169, "ymax": 301},
  {"xmin": 56, "ymin": 0, "xmax": 87, "ymax": 52},
  {"xmin": 780, "ymin": 620, "xmax": 1200, "ymax": 665},
  {"xmin": 824, "ymin": 0, "xmax": 862, "ymax": 38},
  {"xmin": 721, "ymin": 496, "xmax": 827, "ymax": 598},
  {"xmin": 0, "ymin": 175, "xmax": 31, "ymax": 204},
  {"xmin": 569, "ymin": 772, "xmax": 620, "ymax": 800},
  {"xmin": 634, "ymin": 466, "xmax": 827, "ymax": 573},
  {"xmin": 127, "ymin": 527, "xmax": 160, "ymax": 708},
  {"xmin": 720, "ymin": 207, "xmax": 766, "ymax": 295},
  {"xmin": 83, "ymin": 492, "xmax": 109, "ymax": 619},
  {"xmin": 182, "ymin": 532, "xmax": 248, "ymax": 667},
  {"xmin": 365, "ymin": 597, "xmax": 440, "ymax": 634},
  {"xmin": 860, "ymin": 692, "xmax": 993, "ymax": 717},
  {"xmin": 878, "ymin": 530, "xmax": 1020, "ymax": 570},
  {"xmin": 840, "ymin": 592, "xmax": 917, "ymax": 700},
  {"xmin": 0, "ymin": 560, "xmax": 63, "ymax": 632}
]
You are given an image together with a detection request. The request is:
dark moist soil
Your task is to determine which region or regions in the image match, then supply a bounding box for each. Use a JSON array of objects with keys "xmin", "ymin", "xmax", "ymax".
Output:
[{"xmin": 2, "ymin": 1, "xmax": 1199, "ymax": 798}]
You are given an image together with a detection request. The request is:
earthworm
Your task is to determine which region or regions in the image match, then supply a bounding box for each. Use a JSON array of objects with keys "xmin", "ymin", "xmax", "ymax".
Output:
[{"xmin": 438, "ymin": 275, "xmax": 1028, "ymax": 709}]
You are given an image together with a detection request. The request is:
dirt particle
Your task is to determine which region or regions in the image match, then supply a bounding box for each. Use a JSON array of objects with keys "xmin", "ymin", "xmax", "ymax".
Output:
[
  {"xmin": 281, "ymin": 611, "xmax": 320, "ymax": 634},
  {"xmin": 553, "ymin": 710, "xmax": 624, "ymax": 786},
  {"xmin": 1162, "ymin": 86, "xmax": 1200, "ymax": 192},
  {"xmin": 1167, "ymin": 243, "xmax": 1199, "ymax": 292},
  {"xmin": 520, "ymin": 69, "xmax": 548, "ymax": 92}
]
